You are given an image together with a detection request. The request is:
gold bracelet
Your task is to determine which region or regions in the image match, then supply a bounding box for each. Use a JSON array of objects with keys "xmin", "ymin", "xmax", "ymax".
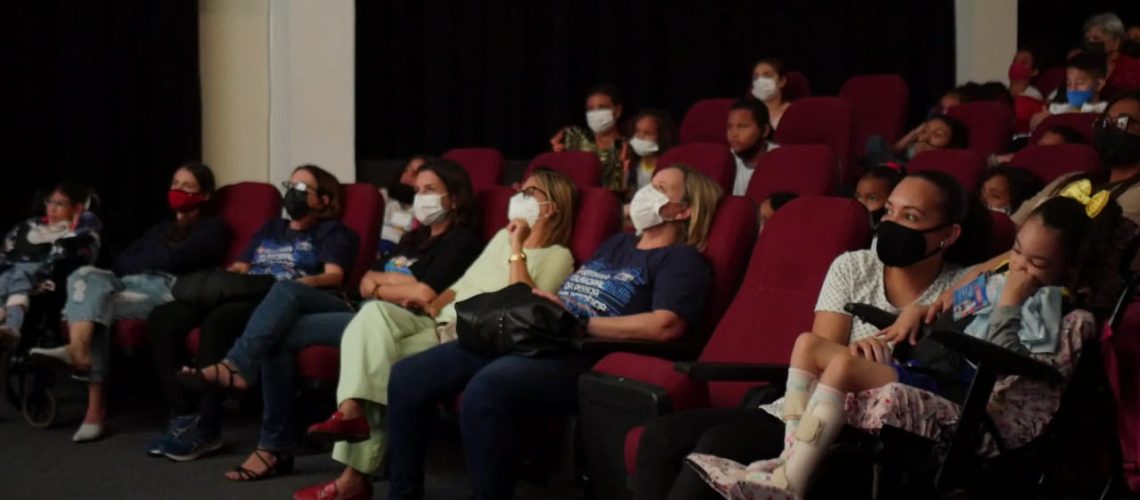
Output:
[{"xmin": 508, "ymin": 253, "xmax": 527, "ymax": 263}]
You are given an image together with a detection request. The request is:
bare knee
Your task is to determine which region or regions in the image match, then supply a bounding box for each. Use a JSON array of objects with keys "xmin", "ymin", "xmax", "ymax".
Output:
[{"xmin": 821, "ymin": 353, "xmax": 859, "ymax": 387}]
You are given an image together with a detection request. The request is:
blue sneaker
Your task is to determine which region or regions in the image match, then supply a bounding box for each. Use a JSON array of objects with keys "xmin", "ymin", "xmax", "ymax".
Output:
[
  {"xmin": 146, "ymin": 415, "xmax": 197, "ymax": 457},
  {"xmin": 162, "ymin": 417, "xmax": 223, "ymax": 462}
]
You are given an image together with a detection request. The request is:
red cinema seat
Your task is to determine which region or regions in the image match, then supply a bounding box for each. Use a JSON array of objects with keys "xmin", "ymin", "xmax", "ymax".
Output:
[
  {"xmin": 783, "ymin": 71, "xmax": 812, "ymax": 101},
  {"xmin": 477, "ymin": 186, "xmax": 514, "ymax": 243},
  {"xmin": 526, "ymin": 151, "xmax": 602, "ymax": 188},
  {"xmin": 840, "ymin": 74, "xmax": 909, "ymax": 157},
  {"xmin": 570, "ymin": 187, "xmax": 622, "ymax": 265},
  {"xmin": 658, "ymin": 143, "xmax": 736, "ymax": 193},
  {"xmin": 679, "ymin": 98, "xmax": 734, "ymax": 145},
  {"xmin": 1033, "ymin": 67, "xmax": 1066, "ymax": 99},
  {"xmin": 774, "ymin": 97, "xmax": 855, "ymax": 186},
  {"xmin": 443, "ymin": 147, "xmax": 505, "ymax": 192},
  {"xmin": 1008, "ymin": 144, "xmax": 1101, "ymax": 185},
  {"xmin": 745, "ymin": 144, "xmax": 837, "ymax": 206},
  {"xmin": 947, "ymin": 101, "xmax": 1014, "ymax": 158},
  {"xmin": 907, "ymin": 149, "xmax": 987, "ymax": 193},
  {"xmin": 1014, "ymin": 95, "xmax": 1044, "ymax": 134},
  {"xmin": 1028, "ymin": 113, "xmax": 1098, "ymax": 146},
  {"xmin": 338, "ymin": 183, "xmax": 383, "ymax": 287},
  {"xmin": 578, "ymin": 197, "xmax": 872, "ymax": 496}
]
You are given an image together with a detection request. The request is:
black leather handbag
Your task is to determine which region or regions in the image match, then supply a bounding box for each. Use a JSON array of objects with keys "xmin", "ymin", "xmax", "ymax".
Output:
[
  {"xmin": 171, "ymin": 269, "xmax": 277, "ymax": 309},
  {"xmin": 454, "ymin": 283, "xmax": 585, "ymax": 358}
]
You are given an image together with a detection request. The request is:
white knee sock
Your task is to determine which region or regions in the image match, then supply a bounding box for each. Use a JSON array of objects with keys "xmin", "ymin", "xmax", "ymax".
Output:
[
  {"xmin": 779, "ymin": 384, "xmax": 846, "ymax": 492},
  {"xmin": 782, "ymin": 368, "xmax": 818, "ymax": 451}
]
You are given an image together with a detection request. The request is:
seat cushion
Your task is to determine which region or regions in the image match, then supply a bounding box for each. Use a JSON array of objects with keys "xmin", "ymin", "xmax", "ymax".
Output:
[
  {"xmin": 111, "ymin": 319, "xmax": 150, "ymax": 352},
  {"xmin": 625, "ymin": 425, "xmax": 646, "ymax": 475},
  {"xmin": 296, "ymin": 345, "xmax": 340, "ymax": 381}
]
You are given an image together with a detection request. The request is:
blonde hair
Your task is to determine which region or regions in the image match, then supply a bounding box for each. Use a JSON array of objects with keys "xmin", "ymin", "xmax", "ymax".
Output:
[
  {"xmin": 529, "ymin": 167, "xmax": 578, "ymax": 248},
  {"xmin": 660, "ymin": 163, "xmax": 724, "ymax": 251}
]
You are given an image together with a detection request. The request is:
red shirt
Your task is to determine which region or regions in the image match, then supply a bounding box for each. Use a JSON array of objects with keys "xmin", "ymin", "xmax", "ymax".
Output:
[{"xmin": 1104, "ymin": 53, "xmax": 1140, "ymax": 100}]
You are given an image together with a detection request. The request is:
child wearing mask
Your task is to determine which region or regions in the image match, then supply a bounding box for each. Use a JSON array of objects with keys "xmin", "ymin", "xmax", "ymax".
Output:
[
  {"xmin": 0, "ymin": 182, "xmax": 101, "ymax": 350},
  {"xmin": 550, "ymin": 84, "xmax": 627, "ymax": 192},
  {"xmin": 728, "ymin": 97, "xmax": 779, "ymax": 197},
  {"xmin": 855, "ymin": 165, "xmax": 904, "ymax": 227},
  {"xmin": 378, "ymin": 155, "xmax": 426, "ymax": 258},
  {"xmin": 622, "ymin": 109, "xmax": 678, "ymax": 195},
  {"xmin": 1030, "ymin": 52, "xmax": 1108, "ymax": 130},
  {"xmin": 749, "ymin": 58, "xmax": 793, "ymax": 130},
  {"xmin": 979, "ymin": 166, "xmax": 1043, "ymax": 215}
]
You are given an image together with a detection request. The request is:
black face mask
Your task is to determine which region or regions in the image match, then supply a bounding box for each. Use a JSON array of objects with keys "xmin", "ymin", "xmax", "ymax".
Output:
[
  {"xmin": 869, "ymin": 208, "xmax": 887, "ymax": 227},
  {"xmin": 1081, "ymin": 41, "xmax": 1108, "ymax": 58},
  {"xmin": 875, "ymin": 220, "xmax": 948, "ymax": 268},
  {"xmin": 388, "ymin": 182, "xmax": 415, "ymax": 206},
  {"xmin": 1094, "ymin": 126, "xmax": 1140, "ymax": 168},
  {"xmin": 283, "ymin": 188, "xmax": 312, "ymax": 220}
]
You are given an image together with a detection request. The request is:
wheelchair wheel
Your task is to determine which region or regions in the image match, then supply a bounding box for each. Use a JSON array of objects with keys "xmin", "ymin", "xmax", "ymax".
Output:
[{"xmin": 21, "ymin": 376, "xmax": 57, "ymax": 429}]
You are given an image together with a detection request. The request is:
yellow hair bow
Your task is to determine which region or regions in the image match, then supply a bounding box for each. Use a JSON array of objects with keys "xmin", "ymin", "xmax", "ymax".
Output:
[{"xmin": 1059, "ymin": 179, "xmax": 1110, "ymax": 218}]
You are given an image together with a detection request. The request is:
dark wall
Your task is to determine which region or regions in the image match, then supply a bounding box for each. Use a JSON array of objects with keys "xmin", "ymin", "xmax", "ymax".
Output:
[
  {"xmin": 1019, "ymin": 0, "xmax": 1140, "ymax": 69},
  {"xmin": 0, "ymin": 1, "xmax": 201, "ymax": 251},
  {"xmin": 356, "ymin": 0, "xmax": 957, "ymax": 163}
]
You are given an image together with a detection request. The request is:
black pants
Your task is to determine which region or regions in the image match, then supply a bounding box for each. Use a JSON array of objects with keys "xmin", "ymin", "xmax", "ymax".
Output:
[
  {"xmin": 147, "ymin": 300, "xmax": 258, "ymax": 419},
  {"xmin": 633, "ymin": 407, "xmax": 785, "ymax": 500}
]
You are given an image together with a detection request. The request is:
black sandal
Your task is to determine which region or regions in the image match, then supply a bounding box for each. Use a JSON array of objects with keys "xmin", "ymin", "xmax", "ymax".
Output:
[
  {"xmin": 175, "ymin": 362, "xmax": 242, "ymax": 392},
  {"xmin": 226, "ymin": 450, "xmax": 294, "ymax": 482}
]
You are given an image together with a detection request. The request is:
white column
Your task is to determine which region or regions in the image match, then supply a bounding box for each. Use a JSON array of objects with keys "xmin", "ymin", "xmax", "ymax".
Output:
[
  {"xmin": 955, "ymin": 0, "xmax": 1019, "ymax": 85},
  {"xmin": 268, "ymin": 0, "xmax": 356, "ymax": 184}
]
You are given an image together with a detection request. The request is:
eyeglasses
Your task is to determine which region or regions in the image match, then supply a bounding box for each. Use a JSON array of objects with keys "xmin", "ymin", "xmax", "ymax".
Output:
[
  {"xmin": 281, "ymin": 181, "xmax": 314, "ymax": 193},
  {"xmin": 1094, "ymin": 115, "xmax": 1140, "ymax": 134},
  {"xmin": 513, "ymin": 185, "xmax": 549, "ymax": 200}
]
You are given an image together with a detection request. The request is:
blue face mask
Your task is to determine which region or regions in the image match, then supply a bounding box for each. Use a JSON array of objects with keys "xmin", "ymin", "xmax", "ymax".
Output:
[{"xmin": 1067, "ymin": 89, "xmax": 1094, "ymax": 108}]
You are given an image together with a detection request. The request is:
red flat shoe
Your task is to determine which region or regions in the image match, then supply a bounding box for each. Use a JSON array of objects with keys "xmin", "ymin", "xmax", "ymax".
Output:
[
  {"xmin": 293, "ymin": 479, "xmax": 373, "ymax": 500},
  {"xmin": 306, "ymin": 411, "xmax": 370, "ymax": 443}
]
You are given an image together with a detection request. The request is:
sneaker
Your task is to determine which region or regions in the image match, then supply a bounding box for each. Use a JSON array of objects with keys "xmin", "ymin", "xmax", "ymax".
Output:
[
  {"xmin": 163, "ymin": 417, "xmax": 223, "ymax": 462},
  {"xmin": 28, "ymin": 346, "xmax": 73, "ymax": 369},
  {"xmin": 147, "ymin": 415, "xmax": 197, "ymax": 457}
]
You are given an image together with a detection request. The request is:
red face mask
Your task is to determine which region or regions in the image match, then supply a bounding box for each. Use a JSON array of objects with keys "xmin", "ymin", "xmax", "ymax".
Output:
[
  {"xmin": 168, "ymin": 190, "xmax": 206, "ymax": 212},
  {"xmin": 1008, "ymin": 62, "xmax": 1033, "ymax": 81}
]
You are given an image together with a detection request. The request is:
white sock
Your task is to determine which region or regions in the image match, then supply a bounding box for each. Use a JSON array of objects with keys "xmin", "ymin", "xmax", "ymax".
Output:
[
  {"xmin": 782, "ymin": 368, "xmax": 818, "ymax": 451},
  {"xmin": 73, "ymin": 423, "xmax": 105, "ymax": 443},
  {"xmin": 781, "ymin": 384, "xmax": 846, "ymax": 492}
]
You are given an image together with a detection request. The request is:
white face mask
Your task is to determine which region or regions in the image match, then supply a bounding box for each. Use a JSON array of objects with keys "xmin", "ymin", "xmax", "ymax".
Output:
[
  {"xmin": 412, "ymin": 193, "xmax": 448, "ymax": 225},
  {"xmin": 989, "ymin": 205, "xmax": 1011, "ymax": 215},
  {"xmin": 508, "ymin": 192, "xmax": 547, "ymax": 227},
  {"xmin": 629, "ymin": 137, "xmax": 659, "ymax": 157},
  {"xmin": 751, "ymin": 76, "xmax": 778, "ymax": 101},
  {"xmin": 586, "ymin": 109, "xmax": 616, "ymax": 133},
  {"xmin": 629, "ymin": 184, "xmax": 672, "ymax": 232}
]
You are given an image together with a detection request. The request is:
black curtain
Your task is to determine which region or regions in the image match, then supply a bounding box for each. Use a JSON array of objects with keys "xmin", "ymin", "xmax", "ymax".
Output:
[
  {"xmin": 0, "ymin": 1, "xmax": 201, "ymax": 252},
  {"xmin": 1019, "ymin": 0, "xmax": 1140, "ymax": 69},
  {"xmin": 356, "ymin": 0, "xmax": 956, "ymax": 163}
]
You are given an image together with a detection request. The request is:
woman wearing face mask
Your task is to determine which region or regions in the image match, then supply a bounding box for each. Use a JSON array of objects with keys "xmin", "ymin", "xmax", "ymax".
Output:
[
  {"xmin": 632, "ymin": 170, "xmax": 989, "ymax": 500},
  {"xmin": 749, "ymin": 58, "xmax": 792, "ymax": 130},
  {"xmin": 143, "ymin": 164, "xmax": 358, "ymax": 462},
  {"xmin": 622, "ymin": 108, "xmax": 678, "ymax": 195},
  {"xmin": 550, "ymin": 84, "xmax": 627, "ymax": 192},
  {"xmin": 294, "ymin": 168, "xmax": 577, "ymax": 500},
  {"xmin": 163, "ymin": 160, "xmax": 482, "ymax": 482},
  {"xmin": 1083, "ymin": 12, "xmax": 1140, "ymax": 100},
  {"xmin": 936, "ymin": 90, "xmax": 1140, "ymax": 318},
  {"xmin": 30, "ymin": 164, "xmax": 227, "ymax": 443},
  {"xmin": 383, "ymin": 164, "xmax": 722, "ymax": 500}
]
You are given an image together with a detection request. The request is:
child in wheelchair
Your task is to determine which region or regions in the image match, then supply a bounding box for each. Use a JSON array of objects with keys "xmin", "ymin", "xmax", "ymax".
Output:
[{"xmin": 687, "ymin": 194, "xmax": 1117, "ymax": 499}]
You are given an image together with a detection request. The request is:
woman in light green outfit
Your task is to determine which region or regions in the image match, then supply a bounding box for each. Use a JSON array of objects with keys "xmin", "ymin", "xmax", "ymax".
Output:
[{"xmin": 304, "ymin": 168, "xmax": 578, "ymax": 497}]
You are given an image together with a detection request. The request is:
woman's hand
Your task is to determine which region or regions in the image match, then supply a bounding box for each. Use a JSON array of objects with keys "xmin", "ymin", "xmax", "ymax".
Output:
[
  {"xmin": 998, "ymin": 268, "xmax": 1041, "ymax": 308},
  {"xmin": 550, "ymin": 129, "xmax": 566, "ymax": 152},
  {"xmin": 227, "ymin": 262, "xmax": 250, "ymax": 274},
  {"xmin": 876, "ymin": 304, "xmax": 928, "ymax": 346},
  {"xmin": 531, "ymin": 288, "xmax": 566, "ymax": 310},
  {"xmin": 850, "ymin": 337, "xmax": 893, "ymax": 364},
  {"xmin": 507, "ymin": 219, "xmax": 532, "ymax": 253},
  {"xmin": 359, "ymin": 271, "xmax": 382, "ymax": 299}
]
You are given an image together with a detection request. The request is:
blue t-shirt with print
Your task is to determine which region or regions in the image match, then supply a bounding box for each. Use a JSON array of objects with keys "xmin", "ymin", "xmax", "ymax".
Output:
[
  {"xmin": 238, "ymin": 218, "xmax": 357, "ymax": 280},
  {"xmin": 557, "ymin": 233, "xmax": 711, "ymax": 326}
]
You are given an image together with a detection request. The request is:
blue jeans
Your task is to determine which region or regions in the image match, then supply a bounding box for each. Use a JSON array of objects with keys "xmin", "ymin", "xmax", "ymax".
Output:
[
  {"xmin": 387, "ymin": 342, "xmax": 597, "ymax": 500},
  {"xmin": 225, "ymin": 280, "xmax": 352, "ymax": 384},
  {"xmin": 258, "ymin": 310, "xmax": 353, "ymax": 452}
]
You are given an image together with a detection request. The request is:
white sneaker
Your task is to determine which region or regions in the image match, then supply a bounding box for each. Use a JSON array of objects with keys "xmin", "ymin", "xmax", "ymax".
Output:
[
  {"xmin": 73, "ymin": 422, "xmax": 105, "ymax": 443},
  {"xmin": 29, "ymin": 346, "xmax": 74, "ymax": 369}
]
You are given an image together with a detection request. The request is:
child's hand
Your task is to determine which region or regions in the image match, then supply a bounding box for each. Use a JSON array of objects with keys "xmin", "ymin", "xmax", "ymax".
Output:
[
  {"xmin": 37, "ymin": 280, "xmax": 56, "ymax": 293},
  {"xmin": 550, "ymin": 129, "xmax": 566, "ymax": 152},
  {"xmin": 998, "ymin": 268, "xmax": 1041, "ymax": 307},
  {"xmin": 850, "ymin": 337, "xmax": 893, "ymax": 364},
  {"xmin": 876, "ymin": 304, "xmax": 927, "ymax": 345},
  {"xmin": 924, "ymin": 289, "xmax": 953, "ymax": 324}
]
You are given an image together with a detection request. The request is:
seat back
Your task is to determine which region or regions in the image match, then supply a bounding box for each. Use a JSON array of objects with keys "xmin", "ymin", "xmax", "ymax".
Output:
[
  {"xmin": 570, "ymin": 187, "xmax": 622, "ymax": 265},
  {"xmin": 1033, "ymin": 67, "xmax": 1067, "ymax": 98},
  {"xmin": 694, "ymin": 196, "xmax": 760, "ymax": 338},
  {"xmin": 774, "ymin": 97, "xmax": 855, "ymax": 186},
  {"xmin": 1008, "ymin": 144, "xmax": 1101, "ymax": 185},
  {"xmin": 839, "ymin": 74, "xmax": 909, "ymax": 157},
  {"xmin": 699, "ymin": 197, "xmax": 872, "ymax": 408},
  {"xmin": 339, "ymin": 184, "xmax": 382, "ymax": 286},
  {"xmin": 679, "ymin": 98, "xmax": 734, "ymax": 145},
  {"xmin": 1014, "ymin": 95, "xmax": 1044, "ymax": 134},
  {"xmin": 783, "ymin": 71, "xmax": 812, "ymax": 101},
  {"xmin": 745, "ymin": 144, "xmax": 836, "ymax": 205},
  {"xmin": 526, "ymin": 151, "xmax": 602, "ymax": 187},
  {"xmin": 657, "ymin": 143, "xmax": 735, "ymax": 193},
  {"xmin": 213, "ymin": 182, "xmax": 282, "ymax": 265},
  {"xmin": 443, "ymin": 147, "xmax": 505, "ymax": 192},
  {"xmin": 1105, "ymin": 296, "xmax": 1140, "ymax": 493},
  {"xmin": 477, "ymin": 186, "xmax": 514, "ymax": 242},
  {"xmin": 946, "ymin": 101, "xmax": 1014, "ymax": 158},
  {"xmin": 1028, "ymin": 112, "xmax": 1098, "ymax": 146},
  {"xmin": 987, "ymin": 211, "xmax": 1017, "ymax": 260},
  {"xmin": 906, "ymin": 149, "xmax": 987, "ymax": 193}
]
